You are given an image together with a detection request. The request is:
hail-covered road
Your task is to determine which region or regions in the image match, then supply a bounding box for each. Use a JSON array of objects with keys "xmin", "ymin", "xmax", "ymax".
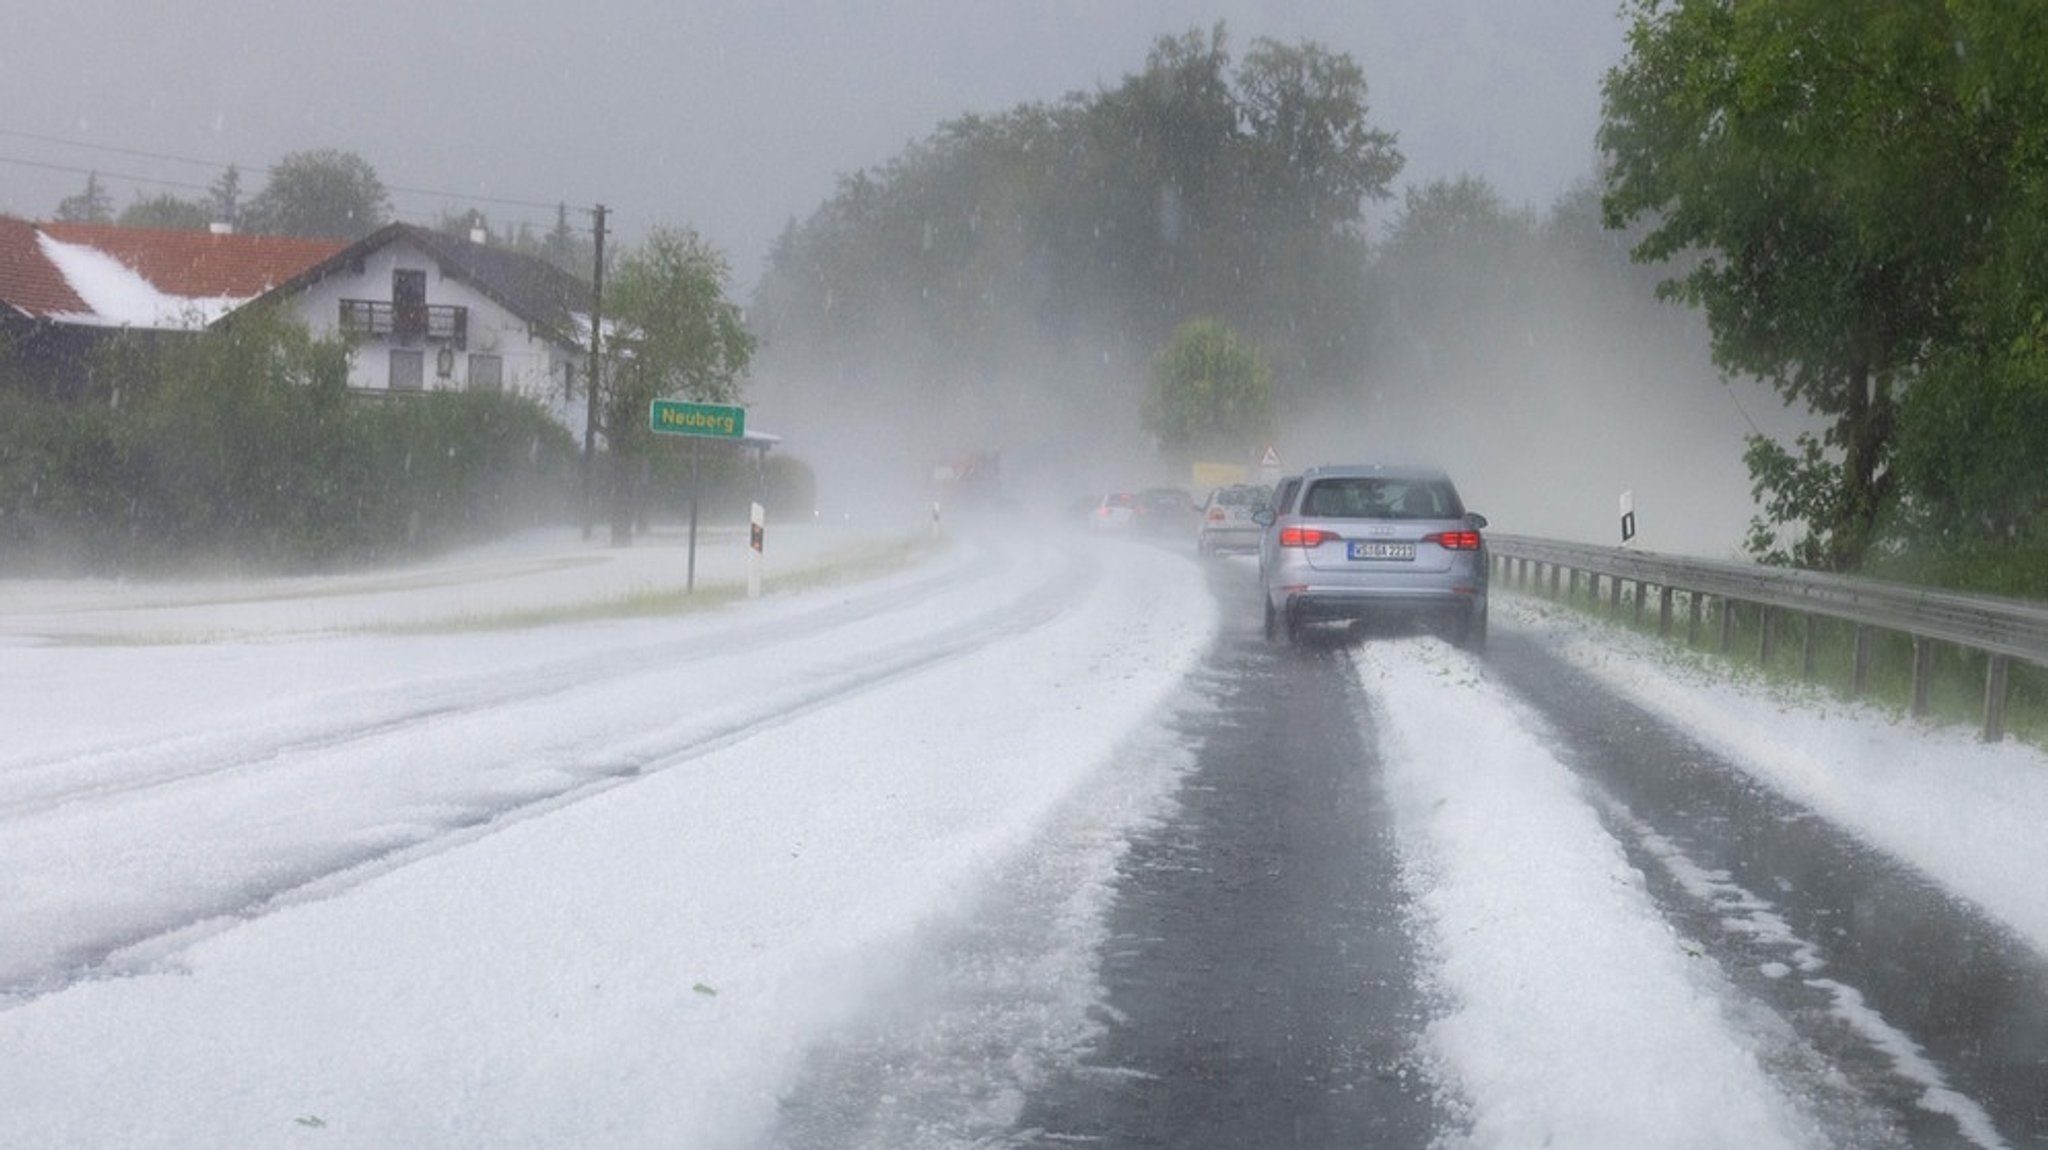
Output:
[{"xmin": 3, "ymin": 522, "xmax": 2045, "ymax": 1148}]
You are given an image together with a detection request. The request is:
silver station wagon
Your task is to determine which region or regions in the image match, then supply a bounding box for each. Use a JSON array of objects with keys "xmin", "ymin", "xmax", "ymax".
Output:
[{"xmin": 1254, "ymin": 464, "xmax": 1489, "ymax": 649}]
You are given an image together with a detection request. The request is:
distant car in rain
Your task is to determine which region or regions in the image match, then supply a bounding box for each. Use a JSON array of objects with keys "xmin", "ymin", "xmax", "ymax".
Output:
[
  {"xmin": 1253, "ymin": 464, "xmax": 1489, "ymax": 649},
  {"xmin": 1132, "ymin": 487, "xmax": 1197, "ymax": 537},
  {"xmin": 1195, "ymin": 483, "xmax": 1273, "ymax": 555},
  {"xmin": 1085, "ymin": 492, "xmax": 1138, "ymax": 532}
]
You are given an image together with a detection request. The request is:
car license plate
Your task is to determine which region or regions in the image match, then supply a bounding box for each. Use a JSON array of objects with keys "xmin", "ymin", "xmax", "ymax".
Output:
[{"xmin": 1348, "ymin": 541, "xmax": 1415, "ymax": 561}]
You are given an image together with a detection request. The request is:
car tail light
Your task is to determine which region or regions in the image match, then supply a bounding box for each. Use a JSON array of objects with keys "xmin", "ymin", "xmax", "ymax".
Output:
[
  {"xmin": 1278, "ymin": 527, "xmax": 1332, "ymax": 548},
  {"xmin": 1426, "ymin": 530, "xmax": 1483, "ymax": 551},
  {"xmin": 1207, "ymin": 508, "xmax": 1226, "ymax": 522}
]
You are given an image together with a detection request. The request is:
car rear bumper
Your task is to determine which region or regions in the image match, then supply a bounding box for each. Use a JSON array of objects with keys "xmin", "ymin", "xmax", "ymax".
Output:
[
  {"xmin": 1281, "ymin": 585, "xmax": 1483, "ymax": 623},
  {"xmin": 1199, "ymin": 526, "xmax": 1262, "ymax": 550}
]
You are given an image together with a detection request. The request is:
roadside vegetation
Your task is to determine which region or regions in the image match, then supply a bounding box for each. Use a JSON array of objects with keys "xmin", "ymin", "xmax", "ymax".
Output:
[
  {"xmin": 1603, "ymin": 1, "xmax": 2048, "ymax": 594},
  {"xmin": 0, "ymin": 308, "xmax": 579, "ymax": 574},
  {"xmin": 371, "ymin": 532, "xmax": 946, "ymax": 636},
  {"xmin": 1511, "ymin": 573, "xmax": 2048, "ymax": 750}
]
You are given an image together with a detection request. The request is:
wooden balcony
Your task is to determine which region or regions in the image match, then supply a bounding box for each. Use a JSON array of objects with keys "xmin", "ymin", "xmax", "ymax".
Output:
[{"xmin": 339, "ymin": 299, "xmax": 468, "ymax": 348}]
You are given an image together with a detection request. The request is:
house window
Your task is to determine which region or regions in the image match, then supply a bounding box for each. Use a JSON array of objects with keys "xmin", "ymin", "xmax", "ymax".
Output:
[
  {"xmin": 392, "ymin": 268, "xmax": 427, "ymax": 342},
  {"xmin": 468, "ymin": 353, "xmax": 504, "ymax": 391},
  {"xmin": 389, "ymin": 349, "xmax": 424, "ymax": 391}
]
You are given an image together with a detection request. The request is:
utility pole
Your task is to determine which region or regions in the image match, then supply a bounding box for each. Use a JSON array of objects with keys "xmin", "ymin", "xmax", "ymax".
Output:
[{"xmin": 580, "ymin": 203, "xmax": 607, "ymax": 539}]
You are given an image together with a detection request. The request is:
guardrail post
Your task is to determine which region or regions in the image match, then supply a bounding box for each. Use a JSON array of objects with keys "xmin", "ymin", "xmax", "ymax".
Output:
[
  {"xmin": 1610, "ymin": 575, "xmax": 1623, "ymax": 615},
  {"xmin": 1911, "ymin": 637, "xmax": 1936, "ymax": 718},
  {"xmin": 1759, "ymin": 605, "xmax": 1776, "ymax": 665},
  {"xmin": 1568, "ymin": 569, "xmax": 1579, "ymax": 603},
  {"xmin": 1548, "ymin": 563, "xmax": 1561, "ymax": 598},
  {"xmin": 1983, "ymin": 655, "xmax": 2010, "ymax": 743},
  {"xmin": 1851, "ymin": 625, "xmax": 1873, "ymax": 698},
  {"xmin": 1720, "ymin": 598, "xmax": 1736, "ymax": 652},
  {"xmin": 1658, "ymin": 586, "xmax": 1674, "ymax": 637},
  {"xmin": 1686, "ymin": 591, "xmax": 1702, "ymax": 646},
  {"xmin": 1633, "ymin": 581, "xmax": 1647, "ymax": 625}
]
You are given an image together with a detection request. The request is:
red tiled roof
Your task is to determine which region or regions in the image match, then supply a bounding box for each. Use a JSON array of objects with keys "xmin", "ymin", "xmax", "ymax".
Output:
[
  {"xmin": 0, "ymin": 216, "xmax": 89, "ymax": 319},
  {"xmin": 39, "ymin": 222, "xmax": 347, "ymax": 302}
]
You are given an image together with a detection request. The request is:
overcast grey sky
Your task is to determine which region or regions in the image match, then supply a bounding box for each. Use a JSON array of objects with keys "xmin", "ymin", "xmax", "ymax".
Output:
[{"xmin": 1, "ymin": 1, "xmax": 1627, "ymax": 289}]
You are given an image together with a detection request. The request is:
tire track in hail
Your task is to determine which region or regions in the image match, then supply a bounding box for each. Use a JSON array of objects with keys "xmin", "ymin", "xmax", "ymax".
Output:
[
  {"xmin": 0, "ymin": 541, "xmax": 1006, "ymax": 821},
  {"xmin": 3, "ymin": 538, "xmax": 1099, "ymax": 1007}
]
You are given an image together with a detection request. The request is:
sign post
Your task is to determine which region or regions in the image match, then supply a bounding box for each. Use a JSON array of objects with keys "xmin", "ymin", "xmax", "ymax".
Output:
[
  {"xmin": 650, "ymin": 400, "xmax": 749, "ymax": 592},
  {"xmin": 1620, "ymin": 490, "xmax": 1637, "ymax": 545},
  {"xmin": 747, "ymin": 502, "xmax": 765, "ymax": 599}
]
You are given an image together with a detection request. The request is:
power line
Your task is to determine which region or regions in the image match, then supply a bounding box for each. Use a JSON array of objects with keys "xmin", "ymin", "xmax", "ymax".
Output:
[
  {"xmin": 0, "ymin": 153, "xmax": 215, "ymax": 194},
  {"xmin": 0, "ymin": 125, "xmax": 596, "ymax": 219},
  {"xmin": 0, "ymin": 126, "xmax": 232, "ymax": 172},
  {"xmin": 0, "ymin": 151, "xmax": 598, "ymax": 238}
]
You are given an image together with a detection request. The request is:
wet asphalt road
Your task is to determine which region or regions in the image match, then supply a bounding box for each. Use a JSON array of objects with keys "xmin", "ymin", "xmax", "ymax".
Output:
[
  {"xmin": 1015, "ymin": 563, "xmax": 1443, "ymax": 1148},
  {"xmin": 1484, "ymin": 625, "xmax": 2048, "ymax": 1147},
  {"xmin": 778, "ymin": 552, "xmax": 2048, "ymax": 1147}
]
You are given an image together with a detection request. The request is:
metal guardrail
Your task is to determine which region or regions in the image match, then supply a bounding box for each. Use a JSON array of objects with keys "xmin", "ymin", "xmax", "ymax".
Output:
[{"xmin": 1488, "ymin": 533, "xmax": 2048, "ymax": 742}]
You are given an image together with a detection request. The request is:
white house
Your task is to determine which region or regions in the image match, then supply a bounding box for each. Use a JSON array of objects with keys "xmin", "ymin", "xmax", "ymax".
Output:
[{"xmin": 253, "ymin": 223, "xmax": 593, "ymax": 440}]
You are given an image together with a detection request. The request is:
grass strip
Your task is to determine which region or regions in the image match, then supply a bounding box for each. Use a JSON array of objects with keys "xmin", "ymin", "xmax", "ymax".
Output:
[
  {"xmin": 366, "ymin": 534, "xmax": 946, "ymax": 635},
  {"xmin": 1509, "ymin": 577, "xmax": 2048, "ymax": 750}
]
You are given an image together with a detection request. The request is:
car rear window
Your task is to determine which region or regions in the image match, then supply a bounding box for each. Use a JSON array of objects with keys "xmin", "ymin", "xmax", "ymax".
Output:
[{"xmin": 1299, "ymin": 477, "xmax": 1463, "ymax": 520}]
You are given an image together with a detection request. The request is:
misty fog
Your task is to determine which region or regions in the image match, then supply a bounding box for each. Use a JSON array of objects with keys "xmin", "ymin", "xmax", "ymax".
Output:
[
  {"xmin": 7, "ymin": 2, "xmax": 1728, "ymax": 549},
  {"xmin": 0, "ymin": 0, "xmax": 1860, "ymax": 578}
]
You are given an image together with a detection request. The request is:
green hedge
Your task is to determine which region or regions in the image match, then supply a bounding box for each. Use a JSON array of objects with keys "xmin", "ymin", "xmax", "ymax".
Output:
[{"xmin": 0, "ymin": 315, "xmax": 578, "ymax": 573}]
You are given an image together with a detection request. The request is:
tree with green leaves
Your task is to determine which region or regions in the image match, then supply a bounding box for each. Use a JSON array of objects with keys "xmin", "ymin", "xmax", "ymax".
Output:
[
  {"xmin": 1231, "ymin": 37, "xmax": 1400, "ymax": 391},
  {"xmin": 1601, "ymin": 0, "xmax": 1988, "ymax": 570},
  {"xmin": 54, "ymin": 171, "xmax": 114, "ymax": 223},
  {"xmin": 243, "ymin": 149, "xmax": 390, "ymax": 239},
  {"xmin": 1144, "ymin": 317, "xmax": 1273, "ymax": 463},
  {"xmin": 541, "ymin": 203, "xmax": 592, "ymax": 278},
  {"xmin": 601, "ymin": 225, "xmax": 756, "ymax": 544},
  {"xmin": 1369, "ymin": 176, "xmax": 1540, "ymax": 385},
  {"xmin": 1236, "ymin": 38, "xmax": 1401, "ymax": 232},
  {"xmin": 208, "ymin": 165, "xmax": 243, "ymax": 230},
  {"xmin": 1882, "ymin": 4, "xmax": 2048, "ymax": 580},
  {"xmin": 752, "ymin": 23, "xmax": 1398, "ymax": 463},
  {"xmin": 118, "ymin": 193, "xmax": 212, "ymax": 231}
]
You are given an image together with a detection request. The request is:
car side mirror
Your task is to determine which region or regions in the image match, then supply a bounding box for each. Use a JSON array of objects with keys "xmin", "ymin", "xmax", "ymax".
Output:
[
  {"xmin": 1467, "ymin": 512, "xmax": 1489, "ymax": 530},
  {"xmin": 1251, "ymin": 508, "xmax": 1274, "ymax": 527}
]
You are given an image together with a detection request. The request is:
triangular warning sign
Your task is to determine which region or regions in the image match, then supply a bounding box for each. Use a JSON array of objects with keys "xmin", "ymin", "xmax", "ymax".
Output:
[{"xmin": 1259, "ymin": 445, "xmax": 1281, "ymax": 469}]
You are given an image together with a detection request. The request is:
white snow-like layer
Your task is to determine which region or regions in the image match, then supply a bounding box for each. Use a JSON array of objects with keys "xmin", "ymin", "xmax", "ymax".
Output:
[
  {"xmin": 0, "ymin": 531, "xmax": 1217, "ymax": 1147},
  {"xmin": 4, "ymin": 534, "xmax": 2042, "ymax": 1146},
  {"xmin": 36, "ymin": 232, "xmax": 243, "ymax": 329},
  {"xmin": 1354, "ymin": 636, "xmax": 1826, "ymax": 1149},
  {"xmin": 1501, "ymin": 593, "xmax": 2048, "ymax": 956}
]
